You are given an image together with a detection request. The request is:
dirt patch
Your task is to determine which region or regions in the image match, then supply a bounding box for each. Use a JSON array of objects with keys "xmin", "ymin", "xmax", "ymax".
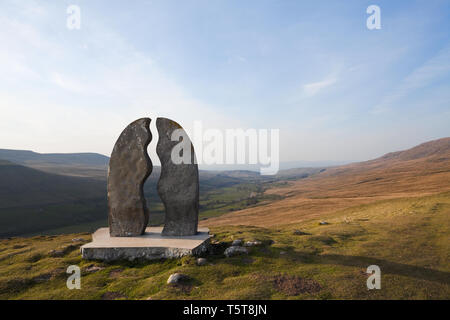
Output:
[
  {"xmin": 12, "ymin": 244, "xmax": 27, "ymax": 249},
  {"xmin": 308, "ymin": 236, "xmax": 337, "ymax": 245},
  {"xmin": 241, "ymin": 257, "xmax": 254, "ymax": 264},
  {"xmin": 101, "ymin": 291, "xmax": 127, "ymax": 300},
  {"xmin": 0, "ymin": 278, "xmax": 34, "ymax": 295},
  {"xmin": 84, "ymin": 264, "xmax": 105, "ymax": 273},
  {"xmin": 26, "ymin": 252, "xmax": 43, "ymax": 262},
  {"xmin": 167, "ymin": 275, "xmax": 194, "ymax": 295},
  {"xmin": 272, "ymin": 274, "xmax": 322, "ymax": 296},
  {"xmin": 168, "ymin": 283, "xmax": 193, "ymax": 295},
  {"xmin": 109, "ymin": 269, "xmax": 123, "ymax": 279},
  {"xmin": 32, "ymin": 273, "xmax": 52, "ymax": 283}
]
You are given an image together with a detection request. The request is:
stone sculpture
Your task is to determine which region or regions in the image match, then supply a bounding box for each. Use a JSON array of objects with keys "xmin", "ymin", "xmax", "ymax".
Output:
[
  {"xmin": 108, "ymin": 118, "xmax": 153, "ymax": 237},
  {"xmin": 156, "ymin": 117, "xmax": 199, "ymax": 236},
  {"xmin": 82, "ymin": 117, "xmax": 206, "ymax": 261}
]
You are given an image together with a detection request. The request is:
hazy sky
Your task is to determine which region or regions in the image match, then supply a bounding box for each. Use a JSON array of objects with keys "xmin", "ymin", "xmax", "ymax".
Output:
[{"xmin": 0, "ymin": 0, "xmax": 449, "ymax": 162}]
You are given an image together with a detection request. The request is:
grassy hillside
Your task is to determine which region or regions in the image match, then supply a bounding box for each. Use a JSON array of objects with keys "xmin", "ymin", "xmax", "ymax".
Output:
[
  {"xmin": 0, "ymin": 161, "xmax": 105, "ymax": 208},
  {"xmin": 0, "ymin": 156, "xmax": 321, "ymax": 237},
  {"xmin": 0, "ymin": 139, "xmax": 448, "ymax": 299},
  {"xmin": 1, "ymin": 138, "xmax": 448, "ymax": 237},
  {"xmin": 0, "ymin": 192, "xmax": 448, "ymax": 299},
  {"xmin": 203, "ymin": 137, "xmax": 450, "ymax": 227},
  {"xmin": 0, "ymin": 149, "xmax": 109, "ymax": 180},
  {"xmin": 0, "ymin": 161, "xmax": 107, "ymax": 237}
]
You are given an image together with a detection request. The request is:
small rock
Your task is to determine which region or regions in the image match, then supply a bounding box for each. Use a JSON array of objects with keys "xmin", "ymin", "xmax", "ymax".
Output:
[
  {"xmin": 293, "ymin": 230, "xmax": 309, "ymax": 235},
  {"xmin": 167, "ymin": 273, "xmax": 189, "ymax": 284},
  {"xmin": 319, "ymin": 221, "xmax": 329, "ymax": 225},
  {"xmin": 33, "ymin": 274, "xmax": 52, "ymax": 283},
  {"xmin": 196, "ymin": 258, "xmax": 207, "ymax": 266},
  {"xmin": 71, "ymin": 238, "xmax": 86, "ymax": 242},
  {"xmin": 48, "ymin": 249, "xmax": 64, "ymax": 257},
  {"xmin": 209, "ymin": 234, "xmax": 215, "ymax": 238},
  {"xmin": 12, "ymin": 244, "xmax": 27, "ymax": 249},
  {"xmin": 85, "ymin": 264, "xmax": 105, "ymax": 273},
  {"xmin": 244, "ymin": 240, "xmax": 262, "ymax": 247},
  {"xmin": 280, "ymin": 251, "xmax": 287, "ymax": 255},
  {"xmin": 232, "ymin": 239, "xmax": 243, "ymax": 246},
  {"xmin": 224, "ymin": 246, "xmax": 248, "ymax": 257},
  {"xmin": 101, "ymin": 292, "xmax": 127, "ymax": 300}
]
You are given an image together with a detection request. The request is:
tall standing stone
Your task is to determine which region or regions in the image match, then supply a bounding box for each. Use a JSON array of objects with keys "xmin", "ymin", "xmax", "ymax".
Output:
[
  {"xmin": 156, "ymin": 117, "xmax": 199, "ymax": 236},
  {"xmin": 108, "ymin": 118, "xmax": 152, "ymax": 237}
]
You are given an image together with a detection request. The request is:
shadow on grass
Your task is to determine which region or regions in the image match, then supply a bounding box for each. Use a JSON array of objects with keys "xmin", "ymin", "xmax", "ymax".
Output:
[{"xmin": 316, "ymin": 254, "xmax": 450, "ymax": 285}]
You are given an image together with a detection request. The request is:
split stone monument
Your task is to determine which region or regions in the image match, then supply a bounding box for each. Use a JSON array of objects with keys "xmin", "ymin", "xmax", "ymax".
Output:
[
  {"xmin": 157, "ymin": 117, "xmax": 199, "ymax": 236},
  {"xmin": 81, "ymin": 117, "xmax": 210, "ymax": 261}
]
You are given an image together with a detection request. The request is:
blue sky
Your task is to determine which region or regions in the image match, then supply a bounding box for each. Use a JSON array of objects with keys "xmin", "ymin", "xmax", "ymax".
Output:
[{"xmin": 0, "ymin": 0, "xmax": 448, "ymax": 162}]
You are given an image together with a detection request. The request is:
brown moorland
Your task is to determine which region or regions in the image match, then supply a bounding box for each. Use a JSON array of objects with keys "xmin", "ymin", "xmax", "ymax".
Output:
[{"xmin": 201, "ymin": 137, "xmax": 450, "ymax": 227}]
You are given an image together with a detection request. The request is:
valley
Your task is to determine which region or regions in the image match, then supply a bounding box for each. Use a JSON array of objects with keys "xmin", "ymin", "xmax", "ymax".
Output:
[{"xmin": 0, "ymin": 138, "xmax": 449, "ymax": 299}]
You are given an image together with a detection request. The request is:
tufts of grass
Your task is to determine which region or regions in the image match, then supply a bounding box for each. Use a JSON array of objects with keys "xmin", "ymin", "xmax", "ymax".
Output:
[{"xmin": 0, "ymin": 192, "xmax": 449, "ymax": 299}]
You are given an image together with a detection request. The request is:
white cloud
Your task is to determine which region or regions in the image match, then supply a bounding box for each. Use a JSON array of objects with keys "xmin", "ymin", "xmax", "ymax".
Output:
[
  {"xmin": 0, "ymin": 2, "xmax": 240, "ymax": 157},
  {"xmin": 303, "ymin": 76, "xmax": 337, "ymax": 96},
  {"xmin": 50, "ymin": 72, "xmax": 86, "ymax": 93}
]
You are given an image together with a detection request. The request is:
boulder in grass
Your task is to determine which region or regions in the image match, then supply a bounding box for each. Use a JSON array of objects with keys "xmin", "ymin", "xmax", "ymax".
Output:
[
  {"xmin": 196, "ymin": 258, "xmax": 207, "ymax": 266},
  {"xmin": 224, "ymin": 246, "xmax": 248, "ymax": 257},
  {"xmin": 167, "ymin": 273, "xmax": 189, "ymax": 284},
  {"xmin": 231, "ymin": 239, "xmax": 243, "ymax": 246},
  {"xmin": 293, "ymin": 230, "xmax": 309, "ymax": 235},
  {"xmin": 244, "ymin": 240, "xmax": 262, "ymax": 247}
]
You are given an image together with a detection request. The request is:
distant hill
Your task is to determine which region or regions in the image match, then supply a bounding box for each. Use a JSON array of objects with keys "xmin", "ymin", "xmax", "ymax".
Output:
[
  {"xmin": 199, "ymin": 160, "xmax": 348, "ymax": 172},
  {"xmin": 203, "ymin": 137, "xmax": 450, "ymax": 227},
  {"xmin": 0, "ymin": 161, "xmax": 106, "ymax": 237},
  {"xmin": 377, "ymin": 137, "xmax": 450, "ymax": 162},
  {"xmin": 0, "ymin": 149, "xmax": 109, "ymax": 179},
  {"xmin": 0, "ymin": 162, "xmax": 105, "ymax": 208},
  {"xmin": 0, "ymin": 149, "xmax": 109, "ymax": 167}
]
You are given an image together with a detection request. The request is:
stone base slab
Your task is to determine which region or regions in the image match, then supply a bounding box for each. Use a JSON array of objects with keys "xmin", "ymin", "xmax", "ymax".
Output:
[{"xmin": 81, "ymin": 227, "xmax": 210, "ymax": 261}]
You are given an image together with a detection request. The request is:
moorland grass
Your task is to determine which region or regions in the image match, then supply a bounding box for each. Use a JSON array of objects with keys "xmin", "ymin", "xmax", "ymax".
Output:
[{"xmin": 0, "ymin": 192, "xmax": 448, "ymax": 299}]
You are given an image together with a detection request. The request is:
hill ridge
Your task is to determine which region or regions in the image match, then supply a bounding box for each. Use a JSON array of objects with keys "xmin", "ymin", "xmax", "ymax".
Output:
[{"xmin": 202, "ymin": 137, "xmax": 450, "ymax": 227}]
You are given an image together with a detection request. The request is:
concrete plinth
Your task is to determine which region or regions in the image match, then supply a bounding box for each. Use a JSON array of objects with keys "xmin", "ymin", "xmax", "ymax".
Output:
[{"xmin": 81, "ymin": 227, "xmax": 210, "ymax": 261}]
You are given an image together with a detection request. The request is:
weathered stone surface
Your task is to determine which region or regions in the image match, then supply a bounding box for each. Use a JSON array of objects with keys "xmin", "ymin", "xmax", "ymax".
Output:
[
  {"xmin": 108, "ymin": 118, "xmax": 152, "ymax": 237},
  {"xmin": 224, "ymin": 246, "xmax": 248, "ymax": 257},
  {"xmin": 232, "ymin": 239, "xmax": 243, "ymax": 246},
  {"xmin": 167, "ymin": 273, "xmax": 189, "ymax": 284},
  {"xmin": 196, "ymin": 258, "xmax": 207, "ymax": 266},
  {"xmin": 293, "ymin": 229, "xmax": 309, "ymax": 235},
  {"xmin": 244, "ymin": 240, "xmax": 262, "ymax": 247},
  {"xmin": 156, "ymin": 117, "xmax": 199, "ymax": 236},
  {"xmin": 84, "ymin": 265, "xmax": 105, "ymax": 273},
  {"xmin": 81, "ymin": 227, "xmax": 211, "ymax": 261}
]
